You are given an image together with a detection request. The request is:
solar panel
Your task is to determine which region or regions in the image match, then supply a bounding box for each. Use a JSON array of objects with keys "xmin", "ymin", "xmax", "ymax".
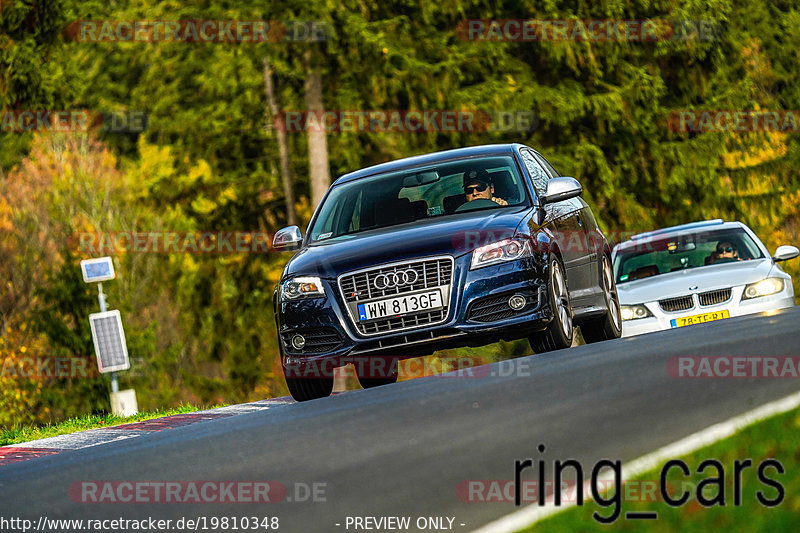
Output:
[
  {"xmin": 89, "ymin": 310, "xmax": 130, "ymax": 373},
  {"xmin": 81, "ymin": 257, "xmax": 115, "ymax": 283}
]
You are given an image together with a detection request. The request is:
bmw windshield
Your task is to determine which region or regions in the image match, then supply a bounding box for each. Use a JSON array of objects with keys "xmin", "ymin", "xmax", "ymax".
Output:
[
  {"xmin": 614, "ymin": 228, "xmax": 765, "ymax": 283},
  {"xmin": 307, "ymin": 155, "xmax": 530, "ymax": 243}
]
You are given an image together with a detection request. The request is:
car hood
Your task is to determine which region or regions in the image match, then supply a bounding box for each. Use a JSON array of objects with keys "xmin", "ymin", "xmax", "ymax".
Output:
[
  {"xmin": 617, "ymin": 259, "xmax": 776, "ymax": 304},
  {"xmin": 284, "ymin": 207, "xmax": 531, "ymax": 278}
]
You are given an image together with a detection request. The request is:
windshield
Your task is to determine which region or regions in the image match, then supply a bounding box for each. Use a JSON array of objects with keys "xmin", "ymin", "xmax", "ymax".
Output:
[
  {"xmin": 613, "ymin": 227, "xmax": 765, "ymax": 283},
  {"xmin": 308, "ymin": 155, "xmax": 529, "ymax": 242}
]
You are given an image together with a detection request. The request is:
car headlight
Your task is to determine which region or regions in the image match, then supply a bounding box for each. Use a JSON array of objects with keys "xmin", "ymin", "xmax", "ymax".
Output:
[
  {"xmin": 470, "ymin": 237, "xmax": 532, "ymax": 270},
  {"xmin": 621, "ymin": 304, "xmax": 653, "ymax": 321},
  {"xmin": 281, "ymin": 277, "xmax": 326, "ymax": 300},
  {"xmin": 742, "ymin": 278, "xmax": 784, "ymax": 300}
]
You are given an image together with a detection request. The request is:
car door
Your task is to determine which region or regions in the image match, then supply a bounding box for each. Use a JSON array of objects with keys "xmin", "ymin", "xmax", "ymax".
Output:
[
  {"xmin": 519, "ymin": 148, "xmax": 585, "ymax": 295},
  {"xmin": 532, "ymin": 150, "xmax": 600, "ymax": 302}
]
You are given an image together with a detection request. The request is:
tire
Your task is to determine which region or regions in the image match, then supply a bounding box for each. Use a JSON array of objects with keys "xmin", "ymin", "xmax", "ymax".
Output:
[
  {"xmin": 529, "ymin": 255, "xmax": 574, "ymax": 353},
  {"xmin": 581, "ymin": 254, "xmax": 622, "ymax": 343},
  {"xmin": 283, "ymin": 362, "xmax": 334, "ymax": 402},
  {"xmin": 356, "ymin": 357, "xmax": 399, "ymax": 389}
]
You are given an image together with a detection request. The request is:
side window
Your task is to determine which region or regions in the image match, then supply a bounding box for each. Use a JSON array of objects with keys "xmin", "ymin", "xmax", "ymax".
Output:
[
  {"xmin": 520, "ymin": 149, "xmax": 549, "ymax": 194},
  {"xmin": 348, "ymin": 190, "xmax": 362, "ymax": 232},
  {"xmin": 533, "ymin": 152, "xmax": 559, "ymax": 179}
]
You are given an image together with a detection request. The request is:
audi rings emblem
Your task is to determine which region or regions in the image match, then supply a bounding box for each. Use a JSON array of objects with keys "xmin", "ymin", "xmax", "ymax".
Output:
[{"xmin": 373, "ymin": 269, "xmax": 419, "ymax": 290}]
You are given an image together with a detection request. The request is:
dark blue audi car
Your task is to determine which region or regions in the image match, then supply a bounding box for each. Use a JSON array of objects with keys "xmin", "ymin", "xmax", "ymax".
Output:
[{"xmin": 273, "ymin": 144, "xmax": 621, "ymax": 401}]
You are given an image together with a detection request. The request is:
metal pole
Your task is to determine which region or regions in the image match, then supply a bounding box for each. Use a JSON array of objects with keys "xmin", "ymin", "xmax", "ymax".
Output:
[
  {"xmin": 97, "ymin": 283, "xmax": 107, "ymax": 312},
  {"xmin": 98, "ymin": 283, "xmax": 119, "ymax": 393}
]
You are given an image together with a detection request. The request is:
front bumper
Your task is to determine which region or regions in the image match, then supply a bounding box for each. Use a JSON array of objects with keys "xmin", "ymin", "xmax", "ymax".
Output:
[
  {"xmin": 621, "ymin": 283, "xmax": 795, "ymax": 337},
  {"xmin": 276, "ymin": 254, "xmax": 551, "ymax": 364}
]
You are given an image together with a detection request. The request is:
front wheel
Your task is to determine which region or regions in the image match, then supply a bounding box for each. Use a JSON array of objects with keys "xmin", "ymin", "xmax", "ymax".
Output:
[
  {"xmin": 283, "ymin": 360, "xmax": 334, "ymax": 401},
  {"xmin": 581, "ymin": 254, "xmax": 622, "ymax": 343},
  {"xmin": 529, "ymin": 255, "xmax": 574, "ymax": 353}
]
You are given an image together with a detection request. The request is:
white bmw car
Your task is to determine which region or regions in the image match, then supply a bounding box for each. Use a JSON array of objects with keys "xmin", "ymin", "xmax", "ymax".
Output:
[{"xmin": 612, "ymin": 219, "xmax": 798, "ymax": 337}]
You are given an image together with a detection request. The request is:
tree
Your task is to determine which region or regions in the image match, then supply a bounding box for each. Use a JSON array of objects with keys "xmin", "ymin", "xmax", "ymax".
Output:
[
  {"xmin": 263, "ymin": 57, "xmax": 297, "ymax": 226},
  {"xmin": 0, "ymin": 0, "xmax": 74, "ymax": 169},
  {"xmin": 304, "ymin": 50, "xmax": 331, "ymax": 210}
]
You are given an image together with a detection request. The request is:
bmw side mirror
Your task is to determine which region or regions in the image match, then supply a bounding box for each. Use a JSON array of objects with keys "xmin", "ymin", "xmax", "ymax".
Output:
[
  {"xmin": 773, "ymin": 245, "xmax": 799, "ymax": 262},
  {"xmin": 540, "ymin": 177, "xmax": 583, "ymax": 205},
  {"xmin": 273, "ymin": 226, "xmax": 303, "ymax": 251}
]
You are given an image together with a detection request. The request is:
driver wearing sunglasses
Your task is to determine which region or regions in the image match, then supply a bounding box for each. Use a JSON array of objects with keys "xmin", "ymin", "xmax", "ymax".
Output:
[
  {"xmin": 463, "ymin": 168, "xmax": 508, "ymax": 206},
  {"xmin": 712, "ymin": 241, "xmax": 740, "ymax": 263}
]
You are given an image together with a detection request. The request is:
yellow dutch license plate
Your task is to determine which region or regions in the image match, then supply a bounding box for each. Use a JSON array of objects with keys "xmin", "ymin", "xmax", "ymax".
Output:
[{"xmin": 670, "ymin": 310, "xmax": 730, "ymax": 328}]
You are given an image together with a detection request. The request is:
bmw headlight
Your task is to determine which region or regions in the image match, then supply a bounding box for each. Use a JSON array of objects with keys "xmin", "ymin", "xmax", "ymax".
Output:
[
  {"xmin": 281, "ymin": 277, "xmax": 326, "ymax": 300},
  {"xmin": 621, "ymin": 304, "xmax": 653, "ymax": 321},
  {"xmin": 470, "ymin": 237, "xmax": 533, "ymax": 270},
  {"xmin": 742, "ymin": 278, "xmax": 784, "ymax": 300}
]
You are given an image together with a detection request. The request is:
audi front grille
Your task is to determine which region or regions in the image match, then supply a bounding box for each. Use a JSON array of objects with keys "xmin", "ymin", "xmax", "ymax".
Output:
[{"xmin": 338, "ymin": 256, "xmax": 454, "ymax": 336}]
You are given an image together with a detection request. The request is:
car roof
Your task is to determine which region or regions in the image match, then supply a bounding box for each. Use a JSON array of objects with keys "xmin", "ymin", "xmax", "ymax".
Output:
[
  {"xmin": 332, "ymin": 144, "xmax": 524, "ymax": 185},
  {"xmin": 614, "ymin": 220, "xmax": 749, "ymax": 252}
]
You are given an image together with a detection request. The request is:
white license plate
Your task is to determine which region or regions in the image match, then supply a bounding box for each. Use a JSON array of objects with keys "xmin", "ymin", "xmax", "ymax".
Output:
[{"xmin": 357, "ymin": 290, "xmax": 443, "ymax": 321}]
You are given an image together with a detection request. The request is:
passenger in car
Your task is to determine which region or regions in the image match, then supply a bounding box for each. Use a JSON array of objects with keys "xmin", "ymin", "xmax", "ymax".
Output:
[{"xmin": 463, "ymin": 168, "xmax": 508, "ymax": 206}]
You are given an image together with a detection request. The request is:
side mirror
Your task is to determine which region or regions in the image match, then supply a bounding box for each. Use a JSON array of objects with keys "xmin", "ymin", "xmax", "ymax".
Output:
[
  {"xmin": 273, "ymin": 226, "xmax": 303, "ymax": 251},
  {"xmin": 540, "ymin": 177, "xmax": 583, "ymax": 205},
  {"xmin": 773, "ymin": 245, "xmax": 799, "ymax": 262}
]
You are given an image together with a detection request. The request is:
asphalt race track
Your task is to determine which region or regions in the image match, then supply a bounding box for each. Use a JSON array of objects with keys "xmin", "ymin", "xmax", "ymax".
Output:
[{"xmin": 1, "ymin": 307, "xmax": 799, "ymax": 532}]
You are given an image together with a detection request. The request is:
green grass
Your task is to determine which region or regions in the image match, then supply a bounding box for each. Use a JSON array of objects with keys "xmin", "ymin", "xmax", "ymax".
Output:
[
  {"xmin": 0, "ymin": 403, "xmax": 226, "ymax": 446},
  {"xmin": 519, "ymin": 404, "xmax": 800, "ymax": 532}
]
